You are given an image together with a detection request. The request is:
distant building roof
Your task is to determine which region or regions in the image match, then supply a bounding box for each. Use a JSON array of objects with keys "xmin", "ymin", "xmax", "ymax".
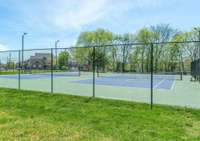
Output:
[{"xmin": 30, "ymin": 53, "xmax": 51, "ymax": 60}]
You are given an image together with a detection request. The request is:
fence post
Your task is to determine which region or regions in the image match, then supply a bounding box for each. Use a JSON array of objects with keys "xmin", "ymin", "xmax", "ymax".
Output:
[
  {"xmin": 51, "ymin": 48, "xmax": 53, "ymax": 93},
  {"xmin": 18, "ymin": 50, "xmax": 21, "ymax": 90},
  {"xmin": 179, "ymin": 53, "xmax": 183, "ymax": 81},
  {"xmin": 92, "ymin": 46, "xmax": 96, "ymax": 98},
  {"xmin": 150, "ymin": 43, "xmax": 154, "ymax": 109}
]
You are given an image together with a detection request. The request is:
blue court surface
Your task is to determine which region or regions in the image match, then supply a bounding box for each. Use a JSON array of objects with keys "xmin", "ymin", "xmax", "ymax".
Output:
[
  {"xmin": 0, "ymin": 73, "xmax": 175, "ymax": 90},
  {"xmin": 74, "ymin": 74, "xmax": 175, "ymax": 90}
]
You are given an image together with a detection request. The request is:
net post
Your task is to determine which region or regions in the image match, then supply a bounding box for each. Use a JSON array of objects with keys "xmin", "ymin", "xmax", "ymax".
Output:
[
  {"xmin": 180, "ymin": 71, "xmax": 183, "ymax": 81},
  {"xmin": 51, "ymin": 48, "xmax": 54, "ymax": 93},
  {"xmin": 22, "ymin": 35, "xmax": 24, "ymax": 73},
  {"xmin": 150, "ymin": 43, "xmax": 154, "ymax": 109},
  {"xmin": 179, "ymin": 54, "xmax": 183, "ymax": 81},
  {"xmin": 18, "ymin": 50, "xmax": 21, "ymax": 90},
  {"xmin": 78, "ymin": 65, "xmax": 81, "ymax": 76},
  {"xmin": 92, "ymin": 46, "xmax": 96, "ymax": 98}
]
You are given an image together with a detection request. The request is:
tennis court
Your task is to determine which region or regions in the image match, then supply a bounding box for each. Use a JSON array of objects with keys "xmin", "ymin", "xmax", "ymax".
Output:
[
  {"xmin": 0, "ymin": 42, "xmax": 200, "ymax": 109},
  {"xmin": 75, "ymin": 73, "xmax": 176, "ymax": 90},
  {"xmin": 0, "ymin": 72, "xmax": 176, "ymax": 90},
  {"xmin": 0, "ymin": 71, "xmax": 200, "ymax": 108}
]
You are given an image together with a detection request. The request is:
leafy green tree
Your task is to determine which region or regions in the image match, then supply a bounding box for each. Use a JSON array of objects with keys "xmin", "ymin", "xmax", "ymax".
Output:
[
  {"xmin": 113, "ymin": 34, "xmax": 135, "ymax": 72},
  {"xmin": 182, "ymin": 28, "xmax": 200, "ymax": 61},
  {"xmin": 128, "ymin": 46, "xmax": 141, "ymax": 72},
  {"xmin": 169, "ymin": 33, "xmax": 186, "ymax": 72},
  {"xmin": 150, "ymin": 24, "xmax": 178, "ymax": 72},
  {"xmin": 135, "ymin": 27, "xmax": 154, "ymax": 72},
  {"xmin": 6, "ymin": 62, "xmax": 16, "ymax": 71},
  {"xmin": 72, "ymin": 24, "xmax": 196, "ymax": 74},
  {"xmin": 58, "ymin": 51, "xmax": 69, "ymax": 70},
  {"xmin": 75, "ymin": 28, "xmax": 113, "ymax": 73}
]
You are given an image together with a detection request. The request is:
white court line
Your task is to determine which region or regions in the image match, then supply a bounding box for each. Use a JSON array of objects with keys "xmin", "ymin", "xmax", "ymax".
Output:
[
  {"xmin": 122, "ymin": 77, "xmax": 175, "ymax": 90},
  {"xmin": 125, "ymin": 79, "xmax": 135, "ymax": 82},
  {"xmin": 171, "ymin": 80, "xmax": 176, "ymax": 90},
  {"xmin": 153, "ymin": 79, "xmax": 166, "ymax": 89}
]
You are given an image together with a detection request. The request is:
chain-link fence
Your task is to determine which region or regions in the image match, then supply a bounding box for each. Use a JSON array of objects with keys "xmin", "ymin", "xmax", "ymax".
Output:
[
  {"xmin": 191, "ymin": 41, "xmax": 200, "ymax": 82},
  {"xmin": 0, "ymin": 41, "xmax": 200, "ymax": 108}
]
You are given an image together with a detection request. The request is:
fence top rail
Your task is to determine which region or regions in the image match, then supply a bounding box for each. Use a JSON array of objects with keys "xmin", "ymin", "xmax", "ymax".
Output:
[{"xmin": 0, "ymin": 40, "xmax": 199, "ymax": 53}]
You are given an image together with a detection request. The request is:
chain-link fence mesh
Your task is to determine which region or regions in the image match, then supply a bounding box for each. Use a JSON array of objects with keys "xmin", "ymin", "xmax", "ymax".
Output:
[
  {"xmin": 0, "ymin": 41, "xmax": 199, "ymax": 108},
  {"xmin": 0, "ymin": 51, "xmax": 19, "ymax": 89}
]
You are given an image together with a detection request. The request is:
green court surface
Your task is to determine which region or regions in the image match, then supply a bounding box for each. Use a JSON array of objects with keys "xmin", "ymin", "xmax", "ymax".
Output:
[{"xmin": 0, "ymin": 73, "xmax": 200, "ymax": 108}]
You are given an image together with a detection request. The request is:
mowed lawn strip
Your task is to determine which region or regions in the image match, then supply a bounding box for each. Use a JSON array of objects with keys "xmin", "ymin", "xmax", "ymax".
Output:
[{"xmin": 0, "ymin": 88, "xmax": 200, "ymax": 141}]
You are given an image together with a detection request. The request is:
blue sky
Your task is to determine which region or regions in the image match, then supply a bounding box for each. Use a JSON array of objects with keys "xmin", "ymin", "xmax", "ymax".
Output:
[{"xmin": 0, "ymin": 0, "xmax": 200, "ymax": 50}]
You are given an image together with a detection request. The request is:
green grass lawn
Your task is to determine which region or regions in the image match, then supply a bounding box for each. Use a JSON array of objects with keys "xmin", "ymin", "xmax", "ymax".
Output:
[
  {"xmin": 0, "ymin": 69, "xmax": 67, "ymax": 75},
  {"xmin": 0, "ymin": 70, "xmax": 53, "ymax": 75},
  {"xmin": 0, "ymin": 88, "xmax": 200, "ymax": 141},
  {"xmin": 0, "ymin": 70, "xmax": 19, "ymax": 75}
]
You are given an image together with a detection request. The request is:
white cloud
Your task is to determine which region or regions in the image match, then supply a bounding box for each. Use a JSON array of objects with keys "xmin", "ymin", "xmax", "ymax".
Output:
[
  {"xmin": 1, "ymin": 0, "xmax": 165, "ymax": 49},
  {"xmin": 15, "ymin": 0, "xmax": 108, "ymax": 30},
  {"xmin": 51, "ymin": 0, "xmax": 160, "ymax": 27},
  {"xmin": 50, "ymin": 0, "xmax": 108, "ymax": 29},
  {"xmin": 13, "ymin": 0, "xmax": 166, "ymax": 31},
  {"xmin": 0, "ymin": 44, "xmax": 7, "ymax": 51}
]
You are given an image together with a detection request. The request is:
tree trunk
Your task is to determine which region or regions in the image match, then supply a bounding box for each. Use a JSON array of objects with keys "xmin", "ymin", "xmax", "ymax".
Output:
[{"xmin": 141, "ymin": 47, "xmax": 145, "ymax": 73}]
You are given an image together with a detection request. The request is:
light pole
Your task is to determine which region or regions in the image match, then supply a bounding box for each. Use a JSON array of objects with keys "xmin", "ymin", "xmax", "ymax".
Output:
[
  {"xmin": 194, "ymin": 28, "xmax": 200, "ymax": 81},
  {"xmin": 55, "ymin": 40, "xmax": 60, "ymax": 68},
  {"xmin": 22, "ymin": 32, "xmax": 27, "ymax": 70}
]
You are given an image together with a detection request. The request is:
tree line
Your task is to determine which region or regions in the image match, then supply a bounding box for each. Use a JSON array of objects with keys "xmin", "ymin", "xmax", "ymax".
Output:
[
  {"xmin": 60, "ymin": 24, "xmax": 198, "ymax": 73},
  {"xmin": 1, "ymin": 24, "xmax": 199, "ymax": 74}
]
